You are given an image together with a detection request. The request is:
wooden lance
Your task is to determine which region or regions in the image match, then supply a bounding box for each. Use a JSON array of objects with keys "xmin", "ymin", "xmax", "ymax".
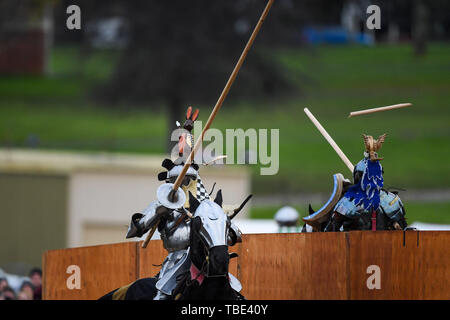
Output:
[
  {"xmin": 348, "ymin": 103, "xmax": 412, "ymax": 118},
  {"xmin": 304, "ymin": 108, "xmax": 354, "ymax": 173}
]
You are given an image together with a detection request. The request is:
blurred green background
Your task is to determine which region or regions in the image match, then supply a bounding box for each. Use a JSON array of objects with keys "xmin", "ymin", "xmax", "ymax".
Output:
[
  {"xmin": 2, "ymin": 44, "xmax": 449, "ymax": 223},
  {"xmin": 1, "ymin": 0, "xmax": 449, "ymax": 225}
]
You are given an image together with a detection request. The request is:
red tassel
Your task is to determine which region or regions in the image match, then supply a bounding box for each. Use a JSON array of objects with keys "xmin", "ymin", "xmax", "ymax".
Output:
[
  {"xmin": 178, "ymin": 134, "xmax": 186, "ymax": 156},
  {"xmin": 186, "ymin": 106, "xmax": 192, "ymax": 119},
  {"xmin": 192, "ymin": 108, "xmax": 199, "ymax": 121},
  {"xmin": 371, "ymin": 210, "xmax": 377, "ymax": 231}
]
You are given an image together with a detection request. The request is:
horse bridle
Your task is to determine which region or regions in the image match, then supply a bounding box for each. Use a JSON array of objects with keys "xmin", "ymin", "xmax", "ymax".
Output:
[{"xmin": 190, "ymin": 216, "xmax": 230, "ymax": 279}]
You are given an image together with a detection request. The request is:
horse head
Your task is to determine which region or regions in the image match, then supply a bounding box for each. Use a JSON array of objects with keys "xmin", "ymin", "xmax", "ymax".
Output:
[{"xmin": 188, "ymin": 190, "xmax": 230, "ymax": 277}]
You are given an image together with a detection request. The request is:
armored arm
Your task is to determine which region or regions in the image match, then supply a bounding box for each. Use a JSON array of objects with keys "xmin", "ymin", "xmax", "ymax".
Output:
[
  {"xmin": 126, "ymin": 201, "xmax": 172, "ymax": 239},
  {"xmin": 353, "ymin": 159, "xmax": 366, "ymax": 185}
]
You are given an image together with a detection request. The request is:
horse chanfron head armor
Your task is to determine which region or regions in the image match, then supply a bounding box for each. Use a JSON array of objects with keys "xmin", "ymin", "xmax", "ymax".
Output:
[{"xmin": 363, "ymin": 133, "xmax": 386, "ymax": 162}]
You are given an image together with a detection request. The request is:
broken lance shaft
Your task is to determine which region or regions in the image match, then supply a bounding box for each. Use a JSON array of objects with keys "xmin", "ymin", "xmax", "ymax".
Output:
[
  {"xmin": 304, "ymin": 107, "xmax": 354, "ymax": 173},
  {"xmin": 348, "ymin": 103, "xmax": 412, "ymax": 118}
]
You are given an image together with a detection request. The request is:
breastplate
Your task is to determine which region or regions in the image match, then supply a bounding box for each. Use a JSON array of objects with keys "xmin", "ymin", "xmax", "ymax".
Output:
[{"xmin": 160, "ymin": 210, "xmax": 190, "ymax": 252}]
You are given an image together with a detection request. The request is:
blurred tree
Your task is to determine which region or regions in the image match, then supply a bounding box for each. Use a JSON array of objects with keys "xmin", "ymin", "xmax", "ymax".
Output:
[
  {"xmin": 65, "ymin": 0, "xmax": 345, "ymax": 150},
  {"xmin": 412, "ymin": 0, "xmax": 429, "ymax": 56},
  {"xmin": 50, "ymin": 0, "xmax": 351, "ymax": 150},
  {"xmin": 0, "ymin": 0, "xmax": 54, "ymax": 75},
  {"xmin": 98, "ymin": 0, "xmax": 300, "ymax": 149},
  {"xmin": 0, "ymin": 1, "xmax": 32, "ymax": 33},
  {"xmin": 0, "ymin": 0, "xmax": 55, "ymax": 32}
]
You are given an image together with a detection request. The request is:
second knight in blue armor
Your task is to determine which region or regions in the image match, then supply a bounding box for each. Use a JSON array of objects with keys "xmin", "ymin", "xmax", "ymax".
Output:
[{"xmin": 326, "ymin": 134, "xmax": 387, "ymax": 231}]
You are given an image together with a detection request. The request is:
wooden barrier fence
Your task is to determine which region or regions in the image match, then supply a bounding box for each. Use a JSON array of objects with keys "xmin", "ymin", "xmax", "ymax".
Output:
[{"xmin": 43, "ymin": 231, "xmax": 450, "ymax": 299}]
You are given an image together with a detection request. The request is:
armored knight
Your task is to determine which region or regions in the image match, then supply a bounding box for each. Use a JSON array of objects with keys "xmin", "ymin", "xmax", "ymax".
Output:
[
  {"xmin": 303, "ymin": 133, "xmax": 408, "ymax": 232},
  {"xmin": 325, "ymin": 134, "xmax": 387, "ymax": 231},
  {"xmin": 125, "ymin": 107, "xmax": 243, "ymax": 300}
]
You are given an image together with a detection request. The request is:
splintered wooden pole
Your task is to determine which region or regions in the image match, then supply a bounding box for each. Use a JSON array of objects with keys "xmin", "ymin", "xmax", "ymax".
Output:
[
  {"xmin": 304, "ymin": 108, "xmax": 354, "ymax": 173},
  {"xmin": 348, "ymin": 103, "xmax": 412, "ymax": 118}
]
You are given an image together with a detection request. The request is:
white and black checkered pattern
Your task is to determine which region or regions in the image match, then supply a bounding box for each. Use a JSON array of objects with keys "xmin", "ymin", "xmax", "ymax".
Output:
[{"xmin": 196, "ymin": 177, "xmax": 210, "ymax": 201}]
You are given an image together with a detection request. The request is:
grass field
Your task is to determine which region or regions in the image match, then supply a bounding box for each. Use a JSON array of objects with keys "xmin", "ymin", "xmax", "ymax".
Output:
[{"xmin": 0, "ymin": 44, "xmax": 449, "ymax": 197}]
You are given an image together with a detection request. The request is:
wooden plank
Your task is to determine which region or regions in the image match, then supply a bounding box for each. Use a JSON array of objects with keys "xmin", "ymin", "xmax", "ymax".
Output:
[
  {"xmin": 347, "ymin": 230, "xmax": 450, "ymax": 299},
  {"xmin": 348, "ymin": 230, "xmax": 405, "ymax": 299},
  {"xmin": 417, "ymin": 231, "xmax": 450, "ymax": 299},
  {"xmin": 347, "ymin": 230, "xmax": 444, "ymax": 299},
  {"xmin": 43, "ymin": 232, "xmax": 450, "ymax": 300},
  {"xmin": 138, "ymin": 240, "xmax": 169, "ymax": 278},
  {"xmin": 393, "ymin": 230, "xmax": 423, "ymax": 299},
  {"xmin": 43, "ymin": 242, "xmax": 138, "ymax": 300},
  {"xmin": 237, "ymin": 232, "xmax": 348, "ymax": 299},
  {"xmin": 138, "ymin": 239, "xmax": 240, "ymax": 279}
]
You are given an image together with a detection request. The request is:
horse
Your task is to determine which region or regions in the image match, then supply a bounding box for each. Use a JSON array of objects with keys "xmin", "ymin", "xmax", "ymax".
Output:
[
  {"xmin": 99, "ymin": 190, "xmax": 246, "ymax": 300},
  {"xmin": 171, "ymin": 190, "xmax": 244, "ymax": 300}
]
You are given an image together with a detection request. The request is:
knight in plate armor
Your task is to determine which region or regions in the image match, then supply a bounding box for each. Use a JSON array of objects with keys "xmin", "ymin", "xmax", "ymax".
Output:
[
  {"xmin": 301, "ymin": 108, "xmax": 410, "ymax": 232},
  {"xmin": 325, "ymin": 133, "xmax": 404, "ymax": 231},
  {"xmin": 303, "ymin": 133, "xmax": 409, "ymax": 232},
  {"xmin": 125, "ymin": 107, "xmax": 243, "ymax": 300}
]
